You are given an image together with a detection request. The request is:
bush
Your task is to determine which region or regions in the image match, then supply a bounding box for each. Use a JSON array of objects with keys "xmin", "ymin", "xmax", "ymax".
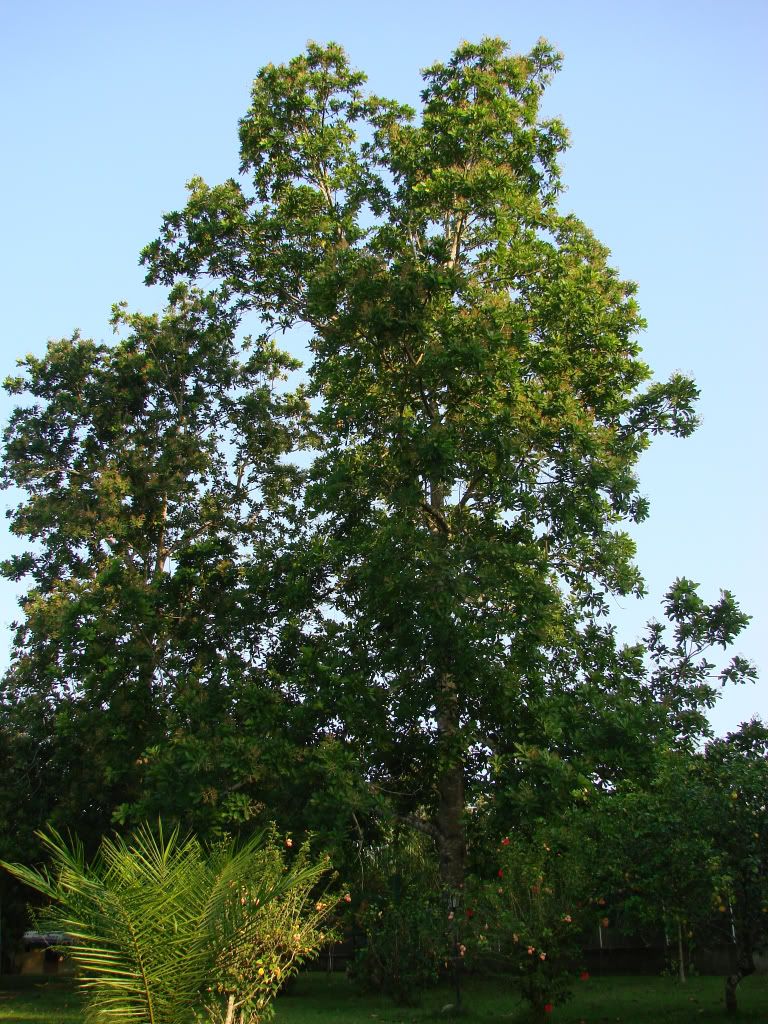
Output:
[
  {"xmin": 2, "ymin": 823, "xmax": 336, "ymax": 1024},
  {"xmin": 468, "ymin": 832, "xmax": 591, "ymax": 1021},
  {"xmin": 349, "ymin": 834, "xmax": 447, "ymax": 1004}
]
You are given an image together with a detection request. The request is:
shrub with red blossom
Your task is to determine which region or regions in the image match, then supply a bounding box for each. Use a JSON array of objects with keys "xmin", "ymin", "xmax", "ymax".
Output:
[{"xmin": 465, "ymin": 831, "xmax": 592, "ymax": 1020}]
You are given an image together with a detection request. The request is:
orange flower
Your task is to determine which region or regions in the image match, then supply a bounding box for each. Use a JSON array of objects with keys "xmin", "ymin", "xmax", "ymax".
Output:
[
  {"xmin": 539, "ymin": 951, "xmax": 547, "ymax": 960},
  {"xmin": 527, "ymin": 946, "xmax": 535, "ymax": 955}
]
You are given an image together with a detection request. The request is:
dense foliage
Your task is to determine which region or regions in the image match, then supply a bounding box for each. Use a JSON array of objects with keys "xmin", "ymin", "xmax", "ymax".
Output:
[
  {"xmin": 2, "ymin": 825, "xmax": 336, "ymax": 1024},
  {"xmin": 349, "ymin": 834, "xmax": 446, "ymax": 1003},
  {"xmin": 0, "ymin": 35, "xmax": 761, "ymax": 1017},
  {"xmin": 561, "ymin": 722, "xmax": 767, "ymax": 1012}
]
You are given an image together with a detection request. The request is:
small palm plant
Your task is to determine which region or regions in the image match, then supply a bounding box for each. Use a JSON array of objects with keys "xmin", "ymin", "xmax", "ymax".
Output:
[{"xmin": 2, "ymin": 823, "xmax": 335, "ymax": 1024}]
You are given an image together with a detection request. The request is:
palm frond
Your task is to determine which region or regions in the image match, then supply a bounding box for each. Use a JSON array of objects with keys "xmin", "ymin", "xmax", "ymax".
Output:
[{"xmin": 3, "ymin": 823, "xmax": 334, "ymax": 1024}]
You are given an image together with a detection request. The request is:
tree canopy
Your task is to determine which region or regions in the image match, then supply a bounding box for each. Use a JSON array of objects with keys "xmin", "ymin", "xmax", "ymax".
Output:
[{"xmin": 1, "ymin": 39, "xmax": 756, "ymax": 898}]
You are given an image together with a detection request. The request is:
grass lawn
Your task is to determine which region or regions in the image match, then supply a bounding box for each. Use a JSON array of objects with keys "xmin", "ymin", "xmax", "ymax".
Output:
[
  {"xmin": 0, "ymin": 977, "xmax": 82, "ymax": 1024},
  {"xmin": 1, "ymin": 971, "xmax": 766, "ymax": 1023}
]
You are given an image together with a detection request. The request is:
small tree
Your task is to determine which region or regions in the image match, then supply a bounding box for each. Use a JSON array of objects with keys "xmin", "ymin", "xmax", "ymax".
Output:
[
  {"xmin": 350, "ymin": 833, "xmax": 446, "ymax": 1004},
  {"xmin": 698, "ymin": 721, "xmax": 768, "ymax": 1015},
  {"xmin": 2, "ymin": 824, "xmax": 335, "ymax": 1024},
  {"xmin": 574, "ymin": 755, "xmax": 719, "ymax": 983},
  {"xmin": 565, "ymin": 720, "xmax": 767, "ymax": 1011},
  {"xmin": 468, "ymin": 831, "xmax": 591, "ymax": 1021}
]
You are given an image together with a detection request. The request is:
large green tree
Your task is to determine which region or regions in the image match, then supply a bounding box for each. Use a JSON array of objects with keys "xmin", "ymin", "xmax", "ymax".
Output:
[
  {"xmin": 0, "ymin": 286, "xmax": 307, "ymax": 847},
  {"xmin": 141, "ymin": 39, "xmax": 722, "ymax": 888},
  {"xmin": 2, "ymin": 39, "xmax": 754, "ymax": 908}
]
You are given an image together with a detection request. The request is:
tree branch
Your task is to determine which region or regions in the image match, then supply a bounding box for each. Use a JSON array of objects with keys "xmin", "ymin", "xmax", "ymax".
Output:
[
  {"xmin": 458, "ymin": 475, "xmax": 482, "ymax": 509},
  {"xmin": 421, "ymin": 501, "xmax": 451, "ymax": 535},
  {"xmin": 396, "ymin": 813, "xmax": 440, "ymax": 841}
]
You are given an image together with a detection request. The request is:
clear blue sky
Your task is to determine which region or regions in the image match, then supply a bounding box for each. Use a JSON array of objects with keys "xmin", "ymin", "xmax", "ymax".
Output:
[{"xmin": 0, "ymin": 0, "xmax": 765, "ymax": 736}]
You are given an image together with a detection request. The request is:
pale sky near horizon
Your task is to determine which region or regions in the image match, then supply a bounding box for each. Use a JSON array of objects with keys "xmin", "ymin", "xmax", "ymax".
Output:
[{"xmin": 0, "ymin": 0, "xmax": 765, "ymax": 738}]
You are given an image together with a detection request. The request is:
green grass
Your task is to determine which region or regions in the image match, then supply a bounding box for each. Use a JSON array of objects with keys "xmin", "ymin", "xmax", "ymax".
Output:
[
  {"xmin": 0, "ymin": 972, "xmax": 766, "ymax": 1023},
  {"xmin": 0, "ymin": 977, "xmax": 82, "ymax": 1024}
]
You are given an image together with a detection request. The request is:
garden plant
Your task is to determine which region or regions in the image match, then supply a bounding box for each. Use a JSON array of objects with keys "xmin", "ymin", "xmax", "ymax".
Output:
[{"xmin": 2, "ymin": 824, "xmax": 336, "ymax": 1024}]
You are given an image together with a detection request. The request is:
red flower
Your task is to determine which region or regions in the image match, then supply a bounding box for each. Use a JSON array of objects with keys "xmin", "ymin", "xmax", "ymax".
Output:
[
  {"xmin": 544, "ymin": 1003, "xmax": 553, "ymax": 1014},
  {"xmin": 579, "ymin": 970, "xmax": 590, "ymax": 981},
  {"xmin": 465, "ymin": 907, "xmax": 475, "ymax": 918},
  {"xmin": 501, "ymin": 836, "xmax": 510, "ymax": 846},
  {"xmin": 498, "ymin": 869, "xmax": 504, "ymax": 878}
]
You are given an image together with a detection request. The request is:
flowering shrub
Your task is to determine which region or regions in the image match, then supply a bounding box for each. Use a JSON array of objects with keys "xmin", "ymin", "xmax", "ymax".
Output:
[
  {"xmin": 468, "ymin": 832, "xmax": 590, "ymax": 1021},
  {"xmin": 201, "ymin": 832, "xmax": 340, "ymax": 1024}
]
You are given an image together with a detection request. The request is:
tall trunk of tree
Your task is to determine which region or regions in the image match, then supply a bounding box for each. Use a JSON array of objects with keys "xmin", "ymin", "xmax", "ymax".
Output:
[
  {"xmin": 435, "ymin": 666, "xmax": 465, "ymax": 1010},
  {"xmin": 677, "ymin": 921, "xmax": 686, "ymax": 983},
  {"xmin": 724, "ymin": 947, "xmax": 755, "ymax": 1015},
  {"xmin": 436, "ymin": 673, "xmax": 465, "ymax": 890},
  {"xmin": 429, "ymin": 478, "xmax": 465, "ymax": 892}
]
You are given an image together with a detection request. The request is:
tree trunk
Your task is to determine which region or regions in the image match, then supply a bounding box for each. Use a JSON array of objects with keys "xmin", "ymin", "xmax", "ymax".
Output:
[
  {"xmin": 435, "ymin": 662, "xmax": 464, "ymax": 889},
  {"xmin": 223, "ymin": 993, "xmax": 236, "ymax": 1024},
  {"xmin": 436, "ymin": 729, "xmax": 465, "ymax": 890},
  {"xmin": 725, "ymin": 949, "xmax": 755, "ymax": 1015},
  {"xmin": 428, "ymin": 480, "xmax": 466, "ymax": 892},
  {"xmin": 435, "ymin": 671, "xmax": 465, "ymax": 1012},
  {"xmin": 677, "ymin": 921, "xmax": 686, "ymax": 983}
]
